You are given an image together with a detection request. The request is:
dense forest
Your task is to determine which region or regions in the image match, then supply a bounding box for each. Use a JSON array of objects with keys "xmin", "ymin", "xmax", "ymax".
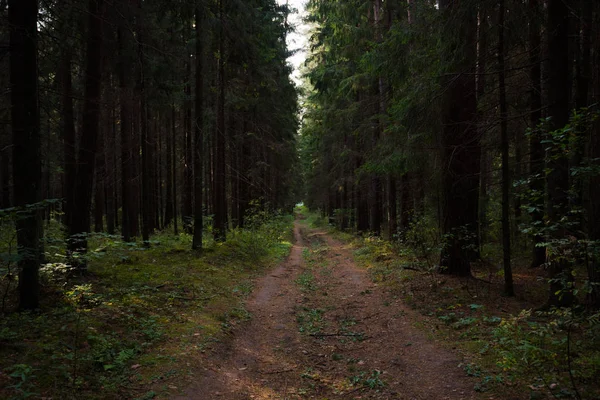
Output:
[
  {"xmin": 301, "ymin": 0, "xmax": 600, "ymax": 308},
  {"xmin": 1, "ymin": 0, "xmax": 299, "ymax": 310},
  {"xmin": 2, "ymin": 0, "xmax": 600, "ymax": 398}
]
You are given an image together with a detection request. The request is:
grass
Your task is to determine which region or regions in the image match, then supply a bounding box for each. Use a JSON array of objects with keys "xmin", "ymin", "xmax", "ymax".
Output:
[{"xmin": 0, "ymin": 214, "xmax": 294, "ymax": 400}]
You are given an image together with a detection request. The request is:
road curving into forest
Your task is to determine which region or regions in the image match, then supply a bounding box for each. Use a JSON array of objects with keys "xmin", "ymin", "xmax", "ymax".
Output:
[{"xmin": 173, "ymin": 217, "xmax": 483, "ymax": 399}]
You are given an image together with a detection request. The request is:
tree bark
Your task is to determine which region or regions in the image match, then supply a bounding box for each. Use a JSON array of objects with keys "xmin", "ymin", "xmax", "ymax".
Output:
[
  {"xmin": 528, "ymin": 0, "xmax": 545, "ymax": 268},
  {"xmin": 68, "ymin": 0, "xmax": 105, "ymax": 264},
  {"xmin": 439, "ymin": 0, "xmax": 479, "ymax": 276},
  {"xmin": 192, "ymin": 4, "xmax": 204, "ymax": 250},
  {"xmin": 213, "ymin": 0, "xmax": 228, "ymax": 242},
  {"xmin": 164, "ymin": 108, "xmax": 174, "ymax": 228},
  {"xmin": 545, "ymin": 0, "xmax": 574, "ymax": 307},
  {"xmin": 498, "ymin": 0, "xmax": 514, "ymax": 296},
  {"xmin": 94, "ymin": 118, "xmax": 105, "ymax": 233},
  {"xmin": 183, "ymin": 58, "xmax": 194, "ymax": 233},
  {"xmin": 60, "ymin": 50, "xmax": 76, "ymax": 230},
  {"xmin": 10, "ymin": 0, "xmax": 41, "ymax": 310},
  {"xmin": 118, "ymin": 4, "xmax": 134, "ymax": 242}
]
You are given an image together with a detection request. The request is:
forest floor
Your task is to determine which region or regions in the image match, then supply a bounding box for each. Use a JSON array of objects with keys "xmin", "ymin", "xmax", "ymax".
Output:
[{"xmin": 171, "ymin": 217, "xmax": 489, "ymax": 400}]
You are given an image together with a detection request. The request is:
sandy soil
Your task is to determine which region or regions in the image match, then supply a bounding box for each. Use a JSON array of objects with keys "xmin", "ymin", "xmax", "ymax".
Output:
[{"xmin": 172, "ymin": 219, "xmax": 485, "ymax": 400}]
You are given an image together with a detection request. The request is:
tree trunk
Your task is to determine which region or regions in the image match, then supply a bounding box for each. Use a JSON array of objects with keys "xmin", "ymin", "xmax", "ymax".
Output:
[
  {"xmin": 68, "ymin": 0, "xmax": 105, "ymax": 264},
  {"xmin": 183, "ymin": 58, "xmax": 194, "ymax": 233},
  {"xmin": 0, "ymin": 140, "xmax": 9, "ymax": 208},
  {"xmin": 172, "ymin": 107, "xmax": 179, "ymax": 235},
  {"xmin": 585, "ymin": 3, "xmax": 600, "ymax": 308},
  {"xmin": 192, "ymin": 5, "xmax": 204, "ymax": 250},
  {"xmin": 545, "ymin": 0, "xmax": 574, "ymax": 307},
  {"xmin": 164, "ymin": 108, "xmax": 174, "ymax": 228},
  {"xmin": 94, "ymin": 119, "xmax": 105, "ymax": 233},
  {"xmin": 10, "ymin": 0, "xmax": 41, "ymax": 310},
  {"xmin": 60, "ymin": 50, "xmax": 76, "ymax": 230},
  {"xmin": 118, "ymin": 7, "xmax": 134, "ymax": 242},
  {"xmin": 104, "ymin": 97, "xmax": 116, "ymax": 235},
  {"xmin": 439, "ymin": 0, "xmax": 479, "ymax": 276},
  {"xmin": 387, "ymin": 176, "xmax": 397, "ymax": 239},
  {"xmin": 498, "ymin": 0, "xmax": 514, "ymax": 296},
  {"xmin": 213, "ymin": 0, "xmax": 228, "ymax": 242},
  {"xmin": 400, "ymin": 173, "xmax": 412, "ymax": 235},
  {"xmin": 528, "ymin": 0, "xmax": 545, "ymax": 268}
]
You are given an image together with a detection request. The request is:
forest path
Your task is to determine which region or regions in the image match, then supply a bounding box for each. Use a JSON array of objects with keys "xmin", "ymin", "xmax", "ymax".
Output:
[{"xmin": 173, "ymin": 218, "xmax": 482, "ymax": 399}]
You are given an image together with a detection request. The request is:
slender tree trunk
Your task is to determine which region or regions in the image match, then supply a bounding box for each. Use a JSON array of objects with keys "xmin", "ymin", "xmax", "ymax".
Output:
[
  {"xmin": 10, "ymin": 0, "xmax": 41, "ymax": 310},
  {"xmin": 164, "ymin": 108, "xmax": 174, "ymax": 228},
  {"xmin": 528, "ymin": 0, "xmax": 545, "ymax": 268},
  {"xmin": 213, "ymin": 0, "xmax": 228, "ymax": 242},
  {"xmin": 68, "ymin": 0, "xmax": 105, "ymax": 264},
  {"xmin": 105, "ymin": 99, "xmax": 116, "ymax": 235},
  {"xmin": 0, "ymin": 141, "xmax": 9, "ymax": 208},
  {"xmin": 400, "ymin": 173, "xmax": 412, "ymax": 234},
  {"xmin": 183, "ymin": 58, "xmax": 193, "ymax": 233},
  {"xmin": 476, "ymin": 3, "xmax": 489, "ymax": 254},
  {"xmin": 192, "ymin": 5, "xmax": 204, "ymax": 250},
  {"xmin": 545, "ymin": 0, "xmax": 574, "ymax": 307},
  {"xmin": 387, "ymin": 176, "xmax": 397, "ymax": 239},
  {"xmin": 118, "ymin": 11, "xmax": 134, "ymax": 242},
  {"xmin": 585, "ymin": 3, "xmax": 600, "ymax": 308},
  {"xmin": 94, "ymin": 119, "xmax": 105, "ymax": 233},
  {"xmin": 498, "ymin": 0, "xmax": 514, "ymax": 296},
  {"xmin": 60, "ymin": 50, "xmax": 76, "ymax": 229},
  {"xmin": 172, "ymin": 107, "xmax": 179, "ymax": 235},
  {"xmin": 141, "ymin": 97, "xmax": 151, "ymax": 245},
  {"xmin": 439, "ymin": 0, "xmax": 479, "ymax": 276}
]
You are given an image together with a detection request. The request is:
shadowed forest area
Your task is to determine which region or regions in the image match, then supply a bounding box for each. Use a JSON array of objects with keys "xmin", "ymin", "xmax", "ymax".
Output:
[{"xmin": 1, "ymin": 0, "xmax": 600, "ymax": 399}]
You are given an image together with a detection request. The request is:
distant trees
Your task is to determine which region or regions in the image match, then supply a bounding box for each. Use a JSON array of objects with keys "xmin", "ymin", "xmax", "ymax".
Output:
[{"xmin": 302, "ymin": 0, "xmax": 600, "ymax": 307}]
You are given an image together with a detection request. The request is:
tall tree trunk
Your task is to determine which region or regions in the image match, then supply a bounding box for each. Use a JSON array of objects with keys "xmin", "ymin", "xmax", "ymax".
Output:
[
  {"xmin": 213, "ymin": 0, "xmax": 228, "ymax": 242},
  {"xmin": 68, "ymin": 0, "xmax": 105, "ymax": 264},
  {"xmin": 105, "ymin": 99, "xmax": 116, "ymax": 235},
  {"xmin": 0, "ymin": 140, "xmax": 9, "ymax": 208},
  {"xmin": 439, "ymin": 0, "xmax": 479, "ymax": 276},
  {"xmin": 172, "ymin": 107, "xmax": 179, "ymax": 235},
  {"xmin": 476, "ymin": 4, "xmax": 489, "ymax": 255},
  {"xmin": 545, "ymin": 0, "xmax": 574, "ymax": 307},
  {"xmin": 141, "ymin": 98, "xmax": 151, "ymax": 245},
  {"xmin": 400, "ymin": 173, "xmax": 412, "ymax": 234},
  {"xmin": 118, "ymin": 8, "xmax": 134, "ymax": 242},
  {"xmin": 10, "ymin": 0, "xmax": 41, "ymax": 310},
  {"xmin": 164, "ymin": 108, "xmax": 174, "ymax": 228},
  {"xmin": 498, "ymin": 0, "xmax": 514, "ymax": 296},
  {"xmin": 94, "ymin": 119, "xmax": 105, "ymax": 233},
  {"xmin": 585, "ymin": 3, "xmax": 600, "ymax": 308},
  {"xmin": 60, "ymin": 50, "xmax": 76, "ymax": 229},
  {"xmin": 387, "ymin": 176, "xmax": 397, "ymax": 239},
  {"xmin": 138, "ymin": 2, "xmax": 150, "ymax": 246},
  {"xmin": 183, "ymin": 59, "xmax": 193, "ymax": 233},
  {"xmin": 528, "ymin": 0, "xmax": 545, "ymax": 268},
  {"xmin": 192, "ymin": 4, "xmax": 204, "ymax": 250}
]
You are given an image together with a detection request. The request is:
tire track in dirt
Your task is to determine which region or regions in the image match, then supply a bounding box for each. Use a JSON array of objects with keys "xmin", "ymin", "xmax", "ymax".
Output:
[{"xmin": 174, "ymin": 219, "xmax": 483, "ymax": 399}]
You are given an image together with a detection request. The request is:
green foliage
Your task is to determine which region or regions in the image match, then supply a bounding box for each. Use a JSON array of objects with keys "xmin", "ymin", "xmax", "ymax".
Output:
[
  {"xmin": 491, "ymin": 309, "xmax": 600, "ymax": 398},
  {"xmin": 348, "ymin": 369, "xmax": 385, "ymax": 390},
  {"xmin": 517, "ymin": 108, "xmax": 600, "ymax": 304},
  {"xmin": 296, "ymin": 307, "xmax": 325, "ymax": 335},
  {"xmin": 296, "ymin": 271, "xmax": 317, "ymax": 292}
]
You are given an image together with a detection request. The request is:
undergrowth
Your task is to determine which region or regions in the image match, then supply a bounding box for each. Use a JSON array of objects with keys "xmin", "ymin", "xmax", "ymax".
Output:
[{"xmin": 0, "ymin": 214, "xmax": 293, "ymax": 400}]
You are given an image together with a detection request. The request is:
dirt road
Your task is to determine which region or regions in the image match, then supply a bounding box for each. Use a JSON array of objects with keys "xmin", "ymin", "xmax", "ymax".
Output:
[{"xmin": 174, "ymin": 220, "xmax": 481, "ymax": 399}]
